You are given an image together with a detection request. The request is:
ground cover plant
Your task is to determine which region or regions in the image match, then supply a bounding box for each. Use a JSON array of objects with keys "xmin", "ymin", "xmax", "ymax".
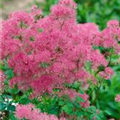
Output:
[{"xmin": 0, "ymin": 0, "xmax": 120, "ymax": 120}]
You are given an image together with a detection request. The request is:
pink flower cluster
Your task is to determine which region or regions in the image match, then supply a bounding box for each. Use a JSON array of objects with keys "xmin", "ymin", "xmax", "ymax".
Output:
[
  {"xmin": 1, "ymin": 0, "xmax": 120, "ymax": 100},
  {"xmin": 15, "ymin": 104, "xmax": 65, "ymax": 120},
  {"xmin": 93, "ymin": 20, "xmax": 120, "ymax": 52},
  {"xmin": 115, "ymin": 94, "xmax": 120, "ymax": 102},
  {"xmin": 99, "ymin": 67, "xmax": 114, "ymax": 79}
]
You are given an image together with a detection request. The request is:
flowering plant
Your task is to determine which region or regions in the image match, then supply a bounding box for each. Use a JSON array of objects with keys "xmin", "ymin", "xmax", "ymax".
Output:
[{"xmin": 0, "ymin": 0, "xmax": 120, "ymax": 120}]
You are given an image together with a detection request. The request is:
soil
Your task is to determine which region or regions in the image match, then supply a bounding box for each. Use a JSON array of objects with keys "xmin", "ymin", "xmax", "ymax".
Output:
[{"xmin": 1, "ymin": 0, "xmax": 32, "ymax": 20}]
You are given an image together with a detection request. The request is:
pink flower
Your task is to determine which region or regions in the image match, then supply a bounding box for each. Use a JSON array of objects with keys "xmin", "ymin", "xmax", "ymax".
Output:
[
  {"xmin": 31, "ymin": 75, "xmax": 56, "ymax": 96},
  {"xmin": 15, "ymin": 104, "xmax": 65, "ymax": 120},
  {"xmin": 99, "ymin": 67, "xmax": 114, "ymax": 79},
  {"xmin": 90, "ymin": 50, "xmax": 108, "ymax": 69},
  {"xmin": 59, "ymin": 0, "xmax": 77, "ymax": 9},
  {"xmin": 107, "ymin": 20, "xmax": 119, "ymax": 27},
  {"xmin": 31, "ymin": 5, "xmax": 42, "ymax": 18},
  {"xmin": 115, "ymin": 94, "xmax": 120, "ymax": 102}
]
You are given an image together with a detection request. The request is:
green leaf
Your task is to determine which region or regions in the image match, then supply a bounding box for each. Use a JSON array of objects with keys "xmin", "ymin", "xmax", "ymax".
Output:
[
  {"xmin": 2, "ymin": 61, "xmax": 9, "ymax": 71},
  {"xmin": 62, "ymin": 105, "xmax": 71, "ymax": 114},
  {"xmin": 62, "ymin": 102, "xmax": 74, "ymax": 115},
  {"xmin": 58, "ymin": 101, "xmax": 64, "ymax": 106},
  {"xmin": 91, "ymin": 90, "xmax": 96, "ymax": 102},
  {"xmin": 30, "ymin": 36, "xmax": 35, "ymax": 41},
  {"xmin": 9, "ymin": 112, "xmax": 18, "ymax": 120},
  {"xmin": 0, "ymin": 63, "xmax": 3, "ymax": 70},
  {"xmin": 8, "ymin": 85, "xmax": 20, "ymax": 95},
  {"xmin": 4, "ymin": 69, "xmax": 14, "ymax": 79},
  {"xmin": 76, "ymin": 96, "xmax": 85, "ymax": 102},
  {"xmin": 40, "ymin": 62, "xmax": 49, "ymax": 68},
  {"xmin": 19, "ymin": 97, "xmax": 30, "ymax": 104},
  {"xmin": 87, "ymin": 106, "xmax": 96, "ymax": 113},
  {"xmin": 105, "ymin": 109, "xmax": 112, "ymax": 115},
  {"xmin": 38, "ymin": 28, "xmax": 43, "ymax": 33},
  {"xmin": 7, "ymin": 105, "xmax": 16, "ymax": 111},
  {"xmin": 0, "ymin": 102, "xmax": 6, "ymax": 111}
]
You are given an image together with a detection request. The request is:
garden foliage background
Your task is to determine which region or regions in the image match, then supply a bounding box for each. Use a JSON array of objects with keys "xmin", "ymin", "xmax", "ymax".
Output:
[{"xmin": 0, "ymin": 0, "xmax": 120, "ymax": 120}]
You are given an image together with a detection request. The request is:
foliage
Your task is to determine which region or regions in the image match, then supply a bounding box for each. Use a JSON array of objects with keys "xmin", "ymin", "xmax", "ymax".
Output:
[{"xmin": 0, "ymin": 0, "xmax": 120, "ymax": 120}]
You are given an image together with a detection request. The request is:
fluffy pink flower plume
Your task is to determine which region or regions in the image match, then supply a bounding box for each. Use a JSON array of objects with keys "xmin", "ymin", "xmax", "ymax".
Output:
[
  {"xmin": 1, "ymin": 0, "xmax": 120, "ymax": 100},
  {"xmin": 99, "ymin": 67, "xmax": 114, "ymax": 79},
  {"xmin": 115, "ymin": 94, "xmax": 120, "ymax": 102},
  {"xmin": 15, "ymin": 104, "xmax": 65, "ymax": 120}
]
